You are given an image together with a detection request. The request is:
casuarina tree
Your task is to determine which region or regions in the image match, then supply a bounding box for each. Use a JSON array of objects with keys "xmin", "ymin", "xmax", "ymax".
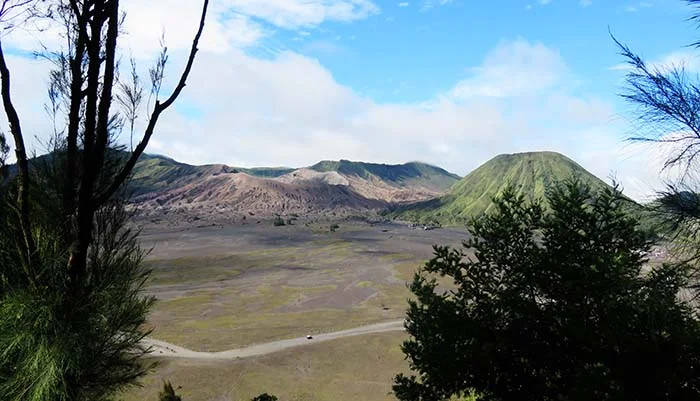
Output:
[
  {"xmin": 0, "ymin": 0, "xmax": 208, "ymax": 399},
  {"xmin": 613, "ymin": 0, "xmax": 700, "ymax": 276}
]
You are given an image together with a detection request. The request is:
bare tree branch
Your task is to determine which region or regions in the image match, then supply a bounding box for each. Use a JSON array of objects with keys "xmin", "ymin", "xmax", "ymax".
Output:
[
  {"xmin": 115, "ymin": 56, "xmax": 142, "ymax": 150},
  {"xmin": 97, "ymin": 0, "xmax": 208, "ymax": 205},
  {"xmin": 613, "ymin": 33, "xmax": 700, "ymax": 177},
  {"xmin": 0, "ymin": 0, "xmax": 41, "ymax": 35},
  {"xmin": 63, "ymin": 0, "xmax": 89, "ymax": 217},
  {"xmin": 93, "ymin": 0, "xmax": 119, "ymax": 187},
  {"xmin": 0, "ymin": 38, "xmax": 36, "ymax": 269}
]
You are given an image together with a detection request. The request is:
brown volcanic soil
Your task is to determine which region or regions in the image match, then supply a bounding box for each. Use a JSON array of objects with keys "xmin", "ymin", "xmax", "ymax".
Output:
[
  {"xmin": 276, "ymin": 168, "xmax": 442, "ymax": 204},
  {"xmin": 137, "ymin": 219, "xmax": 470, "ymax": 351},
  {"xmin": 133, "ymin": 171, "xmax": 388, "ymax": 219},
  {"xmin": 130, "ymin": 159, "xmax": 453, "ymax": 221}
]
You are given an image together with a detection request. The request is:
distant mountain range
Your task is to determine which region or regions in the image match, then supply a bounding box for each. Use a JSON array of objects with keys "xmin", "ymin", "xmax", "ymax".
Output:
[
  {"xmin": 7, "ymin": 150, "xmax": 633, "ymax": 226},
  {"xmin": 129, "ymin": 155, "xmax": 461, "ymax": 218}
]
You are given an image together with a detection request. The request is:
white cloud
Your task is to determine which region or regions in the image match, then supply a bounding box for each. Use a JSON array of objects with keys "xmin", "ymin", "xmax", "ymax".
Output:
[
  {"xmin": 0, "ymin": 56, "xmax": 56, "ymax": 163},
  {"xmin": 3, "ymin": 0, "xmax": 380, "ymax": 58},
  {"xmin": 588, "ymin": 132, "xmax": 696, "ymax": 202},
  {"xmin": 3, "ymin": 1, "xmax": 269, "ymax": 56},
  {"xmin": 651, "ymin": 50, "xmax": 700, "ymax": 73},
  {"xmin": 0, "ymin": 37, "xmax": 660, "ymax": 201},
  {"xmin": 609, "ymin": 63, "xmax": 632, "ymax": 72},
  {"xmin": 228, "ymin": 0, "xmax": 380, "ymax": 29},
  {"xmin": 398, "ymin": 2, "xmax": 410, "ymax": 6},
  {"xmin": 609, "ymin": 49, "xmax": 700, "ymax": 74},
  {"xmin": 449, "ymin": 39, "xmax": 570, "ymax": 99},
  {"xmin": 579, "ymin": 0, "xmax": 592, "ymax": 7},
  {"xmin": 625, "ymin": 1, "xmax": 652, "ymax": 12},
  {"xmin": 421, "ymin": 0, "xmax": 453, "ymax": 12}
]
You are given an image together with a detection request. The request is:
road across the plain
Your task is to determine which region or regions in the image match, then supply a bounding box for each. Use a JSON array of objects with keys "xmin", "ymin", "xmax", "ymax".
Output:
[{"xmin": 143, "ymin": 320, "xmax": 405, "ymax": 360}]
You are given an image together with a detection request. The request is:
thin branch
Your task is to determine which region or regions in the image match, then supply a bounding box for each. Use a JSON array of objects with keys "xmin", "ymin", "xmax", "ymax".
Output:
[
  {"xmin": 613, "ymin": 33, "xmax": 700, "ymax": 177},
  {"xmin": 93, "ymin": 0, "xmax": 119, "ymax": 185},
  {"xmin": 115, "ymin": 57, "xmax": 142, "ymax": 150},
  {"xmin": 96, "ymin": 0, "xmax": 208, "ymax": 205},
  {"xmin": 63, "ymin": 0, "xmax": 90, "ymax": 217},
  {"xmin": 0, "ymin": 37, "xmax": 36, "ymax": 268},
  {"xmin": 0, "ymin": 0, "xmax": 40, "ymax": 35}
]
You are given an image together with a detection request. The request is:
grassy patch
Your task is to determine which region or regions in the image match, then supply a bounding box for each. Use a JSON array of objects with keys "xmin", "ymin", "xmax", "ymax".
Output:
[
  {"xmin": 120, "ymin": 332, "xmax": 409, "ymax": 401},
  {"xmin": 143, "ymin": 236, "xmax": 425, "ymax": 351},
  {"xmin": 146, "ymin": 241, "xmax": 356, "ymax": 286}
]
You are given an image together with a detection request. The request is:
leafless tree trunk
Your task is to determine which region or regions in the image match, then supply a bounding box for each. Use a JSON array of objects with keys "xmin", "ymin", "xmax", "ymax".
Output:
[
  {"xmin": 0, "ymin": 39, "xmax": 36, "ymax": 270},
  {"xmin": 0, "ymin": 0, "xmax": 209, "ymax": 317}
]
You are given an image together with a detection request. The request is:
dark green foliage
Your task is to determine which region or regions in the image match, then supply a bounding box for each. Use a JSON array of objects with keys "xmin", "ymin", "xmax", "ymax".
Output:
[
  {"xmin": 158, "ymin": 381, "xmax": 183, "ymax": 401},
  {"xmin": 394, "ymin": 179, "xmax": 700, "ymax": 401},
  {"xmin": 130, "ymin": 154, "xmax": 201, "ymax": 196},
  {"xmin": 273, "ymin": 216, "xmax": 286, "ymax": 226},
  {"xmin": 0, "ymin": 174, "xmax": 155, "ymax": 401},
  {"xmin": 330, "ymin": 223, "xmax": 340, "ymax": 232},
  {"xmin": 395, "ymin": 151, "xmax": 616, "ymax": 225},
  {"xmin": 250, "ymin": 394, "xmax": 278, "ymax": 401}
]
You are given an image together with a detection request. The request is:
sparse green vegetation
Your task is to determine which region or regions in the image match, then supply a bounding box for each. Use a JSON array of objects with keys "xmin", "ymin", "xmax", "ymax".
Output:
[
  {"xmin": 273, "ymin": 216, "xmax": 286, "ymax": 226},
  {"xmin": 121, "ymin": 332, "xmax": 409, "ymax": 401},
  {"xmin": 142, "ymin": 237, "xmax": 424, "ymax": 351},
  {"xmin": 395, "ymin": 151, "xmax": 616, "ymax": 225},
  {"xmin": 310, "ymin": 159, "xmax": 460, "ymax": 192}
]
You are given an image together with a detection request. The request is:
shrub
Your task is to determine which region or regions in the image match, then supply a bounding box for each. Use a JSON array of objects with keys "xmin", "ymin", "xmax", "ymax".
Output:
[
  {"xmin": 158, "ymin": 381, "xmax": 182, "ymax": 401},
  {"xmin": 250, "ymin": 394, "xmax": 278, "ymax": 401}
]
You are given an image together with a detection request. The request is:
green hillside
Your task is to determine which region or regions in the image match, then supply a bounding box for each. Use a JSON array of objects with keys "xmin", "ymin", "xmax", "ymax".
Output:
[
  {"xmin": 130, "ymin": 154, "xmax": 294, "ymax": 196},
  {"xmin": 395, "ymin": 151, "xmax": 615, "ymax": 225},
  {"xmin": 129, "ymin": 155, "xmax": 459, "ymax": 198},
  {"xmin": 310, "ymin": 159, "xmax": 460, "ymax": 192},
  {"xmin": 130, "ymin": 154, "xmax": 199, "ymax": 196}
]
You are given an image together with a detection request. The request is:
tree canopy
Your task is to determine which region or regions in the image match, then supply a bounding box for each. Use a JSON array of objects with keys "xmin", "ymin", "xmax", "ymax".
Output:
[{"xmin": 394, "ymin": 179, "xmax": 700, "ymax": 401}]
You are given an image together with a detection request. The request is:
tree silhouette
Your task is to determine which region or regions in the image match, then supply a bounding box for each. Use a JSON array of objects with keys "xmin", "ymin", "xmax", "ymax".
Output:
[{"xmin": 158, "ymin": 381, "xmax": 183, "ymax": 401}]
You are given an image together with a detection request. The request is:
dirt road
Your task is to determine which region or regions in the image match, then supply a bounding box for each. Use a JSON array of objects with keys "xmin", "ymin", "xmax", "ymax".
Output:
[{"xmin": 143, "ymin": 320, "xmax": 405, "ymax": 360}]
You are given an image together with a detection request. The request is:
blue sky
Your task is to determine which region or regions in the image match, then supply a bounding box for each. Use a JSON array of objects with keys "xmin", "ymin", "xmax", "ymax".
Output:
[
  {"xmin": 288, "ymin": 0, "xmax": 696, "ymax": 104},
  {"xmin": 3, "ymin": 0, "xmax": 700, "ymax": 200}
]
